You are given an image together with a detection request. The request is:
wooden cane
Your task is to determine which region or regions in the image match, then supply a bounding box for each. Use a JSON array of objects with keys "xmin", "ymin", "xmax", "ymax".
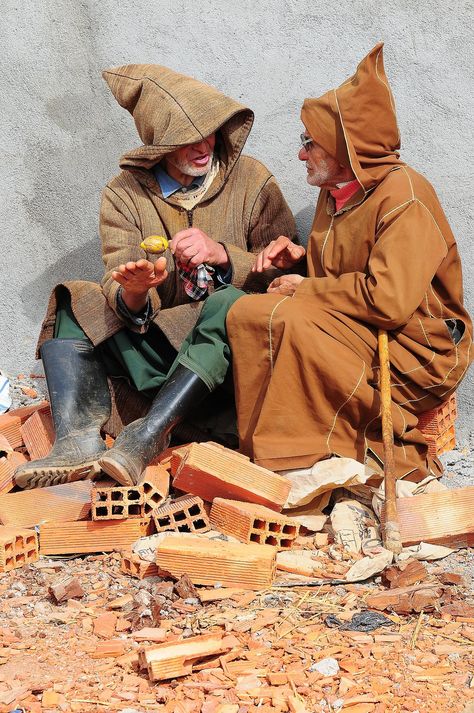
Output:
[{"xmin": 378, "ymin": 329, "xmax": 403, "ymax": 554}]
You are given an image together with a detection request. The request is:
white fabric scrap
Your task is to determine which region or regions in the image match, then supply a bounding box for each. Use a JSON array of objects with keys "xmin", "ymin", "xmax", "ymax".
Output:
[{"xmin": 0, "ymin": 374, "xmax": 11, "ymax": 414}]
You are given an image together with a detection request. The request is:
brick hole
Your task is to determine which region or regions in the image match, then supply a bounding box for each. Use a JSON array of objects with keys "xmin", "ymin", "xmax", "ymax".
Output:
[
  {"xmin": 192, "ymin": 519, "xmax": 207, "ymax": 530},
  {"xmin": 25, "ymin": 536, "xmax": 36, "ymax": 546},
  {"xmin": 280, "ymin": 539, "xmax": 293, "ymax": 548},
  {"xmin": 253, "ymin": 519, "xmax": 265, "ymax": 530},
  {"xmin": 96, "ymin": 492, "xmax": 108, "ymax": 502},
  {"xmin": 157, "ymin": 516, "xmax": 171, "ymax": 528},
  {"xmin": 15, "ymin": 536, "xmax": 24, "ymax": 549},
  {"xmin": 111, "ymin": 491, "xmax": 124, "ymax": 501},
  {"xmin": 188, "ymin": 504, "xmax": 200, "ymax": 516},
  {"xmin": 4, "ymin": 541, "xmax": 13, "ymax": 553},
  {"xmin": 112, "ymin": 505, "xmax": 125, "ymax": 516},
  {"xmin": 5, "ymin": 557, "xmax": 14, "ymax": 569},
  {"xmin": 128, "ymin": 504, "xmax": 142, "ymax": 515},
  {"xmin": 15, "ymin": 553, "xmax": 26, "ymax": 564},
  {"xmin": 282, "ymin": 525, "xmax": 297, "ymax": 535},
  {"xmin": 174, "ymin": 511, "xmax": 186, "ymax": 522},
  {"xmin": 265, "ymin": 536, "xmax": 278, "ymax": 546},
  {"xmin": 250, "ymin": 533, "xmax": 263, "ymax": 543},
  {"xmin": 144, "ymin": 503, "xmax": 153, "ymax": 514},
  {"xmin": 176, "ymin": 523, "xmax": 191, "ymax": 533},
  {"xmin": 27, "ymin": 549, "xmax": 36, "ymax": 559},
  {"xmin": 128, "ymin": 490, "xmax": 141, "ymax": 501},
  {"xmin": 269, "ymin": 523, "xmax": 282, "ymax": 533},
  {"xmin": 143, "ymin": 483, "xmax": 152, "ymax": 494},
  {"xmin": 149, "ymin": 493, "xmax": 160, "ymax": 503},
  {"xmin": 96, "ymin": 507, "xmax": 109, "ymax": 517}
]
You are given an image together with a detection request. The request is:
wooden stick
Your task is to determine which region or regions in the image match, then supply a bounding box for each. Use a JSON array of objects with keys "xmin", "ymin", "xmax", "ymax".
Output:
[{"xmin": 378, "ymin": 329, "xmax": 403, "ymax": 554}]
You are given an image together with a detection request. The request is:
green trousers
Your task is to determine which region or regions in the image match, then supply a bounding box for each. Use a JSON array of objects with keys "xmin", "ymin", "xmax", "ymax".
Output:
[{"xmin": 54, "ymin": 286, "xmax": 244, "ymax": 395}]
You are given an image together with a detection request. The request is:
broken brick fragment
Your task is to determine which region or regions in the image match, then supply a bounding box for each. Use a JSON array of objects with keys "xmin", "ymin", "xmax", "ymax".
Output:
[{"xmin": 120, "ymin": 550, "xmax": 161, "ymax": 580}]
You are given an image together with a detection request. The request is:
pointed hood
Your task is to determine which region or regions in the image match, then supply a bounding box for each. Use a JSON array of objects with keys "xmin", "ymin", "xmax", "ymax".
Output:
[
  {"xmin": 102, "ymin": 64, "xmax": 254, "ymax": 180},
  {"xmin": 301, "ymin": 43, "xmax": 403, "ymax": 191}
]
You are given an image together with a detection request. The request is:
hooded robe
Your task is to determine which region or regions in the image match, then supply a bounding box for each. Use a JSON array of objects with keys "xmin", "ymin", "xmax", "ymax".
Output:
[
  {"xmin": 226, "ymin": 44, "xmax": 472, "ymax": 481},
  {"xmin": 36, "ymin": 64, "xmax": 296, "ymax": 433}
]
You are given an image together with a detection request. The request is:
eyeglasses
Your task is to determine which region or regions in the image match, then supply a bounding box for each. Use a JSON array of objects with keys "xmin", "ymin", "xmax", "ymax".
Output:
[{"xmin": 300, "ymin": 133, "xmax": 314, "ymax": 150}]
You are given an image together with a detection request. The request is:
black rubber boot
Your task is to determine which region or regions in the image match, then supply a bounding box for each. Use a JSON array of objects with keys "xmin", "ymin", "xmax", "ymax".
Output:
[
  {"xmin": 99, "ymin": 365, "xmax": 210, "ymax": 485},
  {"xmin": 15, "ymin": 339, "xmax": 111, "ymax": 489}
]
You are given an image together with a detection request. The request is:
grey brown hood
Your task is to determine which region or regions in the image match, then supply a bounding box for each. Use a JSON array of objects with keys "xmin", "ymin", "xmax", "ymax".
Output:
[{"xmin": 102, "ymin": 64, "xmax": 254, "ymax": 182}]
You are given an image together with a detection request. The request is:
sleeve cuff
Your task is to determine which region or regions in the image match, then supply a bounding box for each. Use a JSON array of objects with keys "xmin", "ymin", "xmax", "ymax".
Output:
[{"xmin": 116, "ymin": 287, "xmax": 152, "ymax": 326}]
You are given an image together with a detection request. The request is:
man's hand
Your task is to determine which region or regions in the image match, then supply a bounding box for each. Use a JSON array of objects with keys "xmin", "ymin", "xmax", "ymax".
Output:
[
  {"xmin": 267, "ymin": 274, "xmax": 305, "ymax": 296},
  {"xmin": 112, "ymin": 257, "xmax": 168, "ymax": 313},
  {"xmin": 252, "ymin": 236, "xmax": 306, "ymax": 273},
  {"xmin": 170, "ymin": 228, "xmax": 229, "ymax": 268}
]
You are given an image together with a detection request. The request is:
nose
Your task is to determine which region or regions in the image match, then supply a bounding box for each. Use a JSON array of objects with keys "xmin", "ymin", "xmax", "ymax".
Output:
[{"xmin": 298, "ymin": 146, "xmax": 308, "ymax": 161}]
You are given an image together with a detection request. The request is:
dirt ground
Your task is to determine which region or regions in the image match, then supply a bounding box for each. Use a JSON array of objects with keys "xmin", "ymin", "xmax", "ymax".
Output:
[{"xmin": 1, "ymin": 375, "xmax": 473, "ymax": 713}]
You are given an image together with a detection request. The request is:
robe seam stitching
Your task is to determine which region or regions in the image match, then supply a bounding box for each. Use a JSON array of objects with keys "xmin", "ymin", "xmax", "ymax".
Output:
[
  {"xmin": 327, "ymin": 360, "xmax": 366, "ymax": 451},
  {"xmin": 268, "ymin": 296, "xmax": 289, "ymax": 374}
]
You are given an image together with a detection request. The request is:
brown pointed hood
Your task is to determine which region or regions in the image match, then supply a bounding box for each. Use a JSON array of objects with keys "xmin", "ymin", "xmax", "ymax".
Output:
[
  {"xmin": 102, "ymin": 64, "xmax": 254, "ymax": 181},
  {"xmin": 301, "ymin": 43, "xmax": 403, "ymax": 191}
]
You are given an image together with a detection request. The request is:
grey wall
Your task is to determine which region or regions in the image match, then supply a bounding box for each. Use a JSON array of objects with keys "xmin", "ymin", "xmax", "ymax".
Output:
[{"xmin": 1, "ymin": 0, "xmax": 473, "ymax": 436}]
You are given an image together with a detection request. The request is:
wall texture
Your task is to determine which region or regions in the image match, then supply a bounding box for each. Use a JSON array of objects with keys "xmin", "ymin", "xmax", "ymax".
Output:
[{"xmin": 1, "ymin": 0, "xmax": 472, "ymax": 436}]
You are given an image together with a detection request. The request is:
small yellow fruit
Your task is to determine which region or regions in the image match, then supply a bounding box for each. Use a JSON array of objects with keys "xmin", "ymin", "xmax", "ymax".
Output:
[{"xmin": 140, "ymin": 235, "xmax": 169, "ymax": 254}]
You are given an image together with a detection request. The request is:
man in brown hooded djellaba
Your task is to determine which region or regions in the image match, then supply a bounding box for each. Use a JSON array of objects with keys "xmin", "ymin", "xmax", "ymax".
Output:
[
  {"xmin": 15, "ymin": 64, "xmax": 297, "ymax": 489},
  {"xmin": 226, "ymin": 44, "xmax": 472, "ymax": 482}
]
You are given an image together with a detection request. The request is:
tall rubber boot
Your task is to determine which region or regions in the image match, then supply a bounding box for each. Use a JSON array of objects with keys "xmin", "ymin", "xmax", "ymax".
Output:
[
  {"xmin": 15, "ymin": 339, "xmax": 111, "ymax": 489},
  {"xmin": 99, "ymin": 365, "xmax": 210, "ymax": 486}
]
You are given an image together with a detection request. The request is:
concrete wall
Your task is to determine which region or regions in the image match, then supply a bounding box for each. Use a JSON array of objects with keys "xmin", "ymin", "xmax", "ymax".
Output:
[{"xmin": 1, "ymin": 0, "xmax": 472, "ymax": 436}]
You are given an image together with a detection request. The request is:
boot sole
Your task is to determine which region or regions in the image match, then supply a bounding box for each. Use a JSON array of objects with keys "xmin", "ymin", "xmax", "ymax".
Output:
[
  {"xmin": 16, "ymin": 461, "xmax": 101, "ymax": 490},
  {"xmin": 98, "ymin": 455, "xmax": 136, "ymax": 487}
]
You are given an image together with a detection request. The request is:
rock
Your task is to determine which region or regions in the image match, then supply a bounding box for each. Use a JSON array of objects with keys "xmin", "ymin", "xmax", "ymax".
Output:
[
  {"xmin": 49, "ymin": 576, "xmax": 85, "ymax": 603},
  {"xmin": 310, "ymin": 657, "xmax": 340, "ymax": 676}
]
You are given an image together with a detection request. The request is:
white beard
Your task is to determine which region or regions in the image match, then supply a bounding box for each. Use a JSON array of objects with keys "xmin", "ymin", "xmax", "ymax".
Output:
[{"xmin": 305, "ymin": 158, "xmax": 334, "ymax": 187}]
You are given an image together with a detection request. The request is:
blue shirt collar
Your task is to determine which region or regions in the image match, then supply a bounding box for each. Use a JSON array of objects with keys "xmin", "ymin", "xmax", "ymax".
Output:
[{"xmin": 153, "ymin": 163, "xmax": 205, "ymax": 198}]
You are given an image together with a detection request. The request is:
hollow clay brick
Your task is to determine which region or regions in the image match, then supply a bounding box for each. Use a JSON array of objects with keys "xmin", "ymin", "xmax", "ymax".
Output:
[
  {"xmin": 7, "ymin": 400, "xmax": 50, "ymax": 424},
  {"xmin": 155, "ymin": 535, "xmax": 276, "ymax": 589},
  {"xmin": 210, "ymin": 498, "xmax": 300, "ymax": 549},
  {"xmin": 0, "ymin": 525, "xmax": 38, "ymax": 571},
  {"xmin": 172, "ymin": 443, "xmax": 291, "ymax": 511},
  {"xmin": 138, "ymin": 465, "xmax": 170, "ymax": 514},
  {"xmin": 39, "ymin": 518, "xmax": 144, "ymax": 555},
  {"xmin": 91, "ymin": 482, "xmax": 145, "ymax": 520},
  {"xmin": 0, "ymin": 414, "xmax": 23, "ymax": 448},
  {"xmin": 0, "ymin": 479, "xmax": 93, "ymax": 528},
  {"xmin": 139, "ymin": 632, "xmax": 232, "ymax": 681},
  {"xmin": 152, "ymin": 494, "xmax": 210, "ymax": 534},
  {"xmin": 20, "ymin": 410, "xmax": 55, "ymax": 460},
  {"xmin": 382, "ymin": 486, "xmax": 474, "ymax": 548}
]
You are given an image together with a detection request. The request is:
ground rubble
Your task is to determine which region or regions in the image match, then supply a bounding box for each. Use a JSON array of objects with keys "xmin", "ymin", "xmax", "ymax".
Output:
[{"xmin": 0, "ymin": 379, "xmax": 472, "ymax": 712}]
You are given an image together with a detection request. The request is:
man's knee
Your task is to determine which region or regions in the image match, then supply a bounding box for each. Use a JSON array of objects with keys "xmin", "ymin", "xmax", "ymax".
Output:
[{"xmin": 203, "ymin": 285, "xmax": 246, "ymax": 315}]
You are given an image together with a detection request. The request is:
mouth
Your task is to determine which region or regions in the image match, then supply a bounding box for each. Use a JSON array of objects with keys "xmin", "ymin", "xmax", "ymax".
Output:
[{"xmin": 191, "ymin": 154, "xmax": 211, "ymax": 166}]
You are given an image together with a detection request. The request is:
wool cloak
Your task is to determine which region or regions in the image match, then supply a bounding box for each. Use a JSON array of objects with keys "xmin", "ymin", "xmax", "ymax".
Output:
[{"xmin": 227, "ymin": 43, "xmax": 472, "ymax": 480}]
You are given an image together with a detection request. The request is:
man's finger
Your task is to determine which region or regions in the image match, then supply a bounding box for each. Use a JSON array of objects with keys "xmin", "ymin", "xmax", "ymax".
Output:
[
  {"xmin": 170, "ymin": 229, "xmax": 196, "ymax": 252},
  {"xmin": 154, "ymin": 257, "xmax": 167, "ymax": 274}
]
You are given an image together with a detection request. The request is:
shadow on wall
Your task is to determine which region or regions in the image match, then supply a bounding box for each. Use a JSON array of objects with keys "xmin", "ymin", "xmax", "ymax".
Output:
[
  {"xmin": 295, "ymin": 204, "xmax": 315, "ymax": 246},
  {"xmin": 21, "ymin": 238, "xmax": 103, "ymax": 324}
]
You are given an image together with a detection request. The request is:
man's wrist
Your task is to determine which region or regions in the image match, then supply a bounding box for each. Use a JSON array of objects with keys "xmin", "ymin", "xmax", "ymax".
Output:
[
  {"xmin": 216, "ymin": 242, "xmax": 230, "ymax": 269},
  {"xmin": 121, "ymin": 288, "xmax": 149, "ymax": 314}
]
